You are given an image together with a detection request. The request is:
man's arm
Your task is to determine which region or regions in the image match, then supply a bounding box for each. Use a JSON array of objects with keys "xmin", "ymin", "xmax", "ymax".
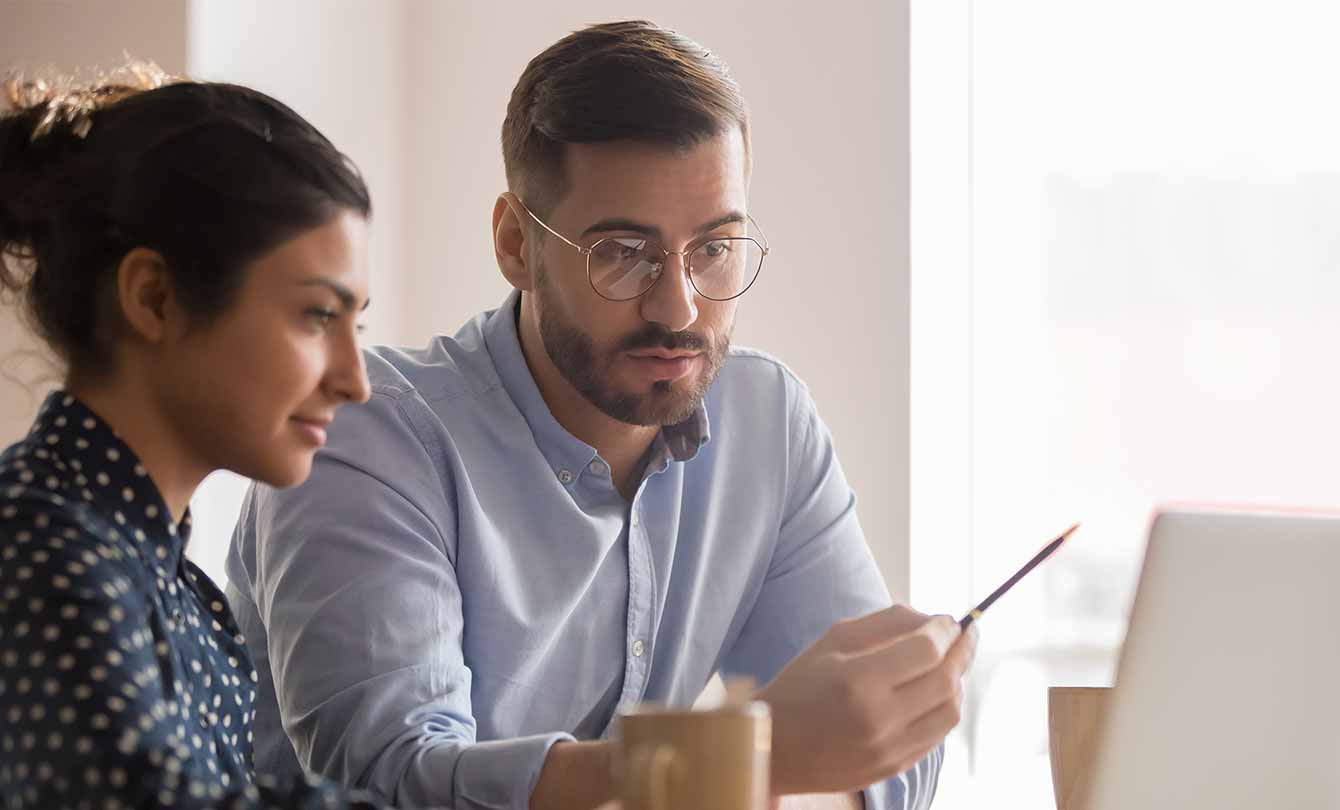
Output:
[
  {"xmin": 245, "ymin": 391, "xmax": 575, "ymax": 810},
  {"xmin": 719, "ymin": 377, "xmax": 971, "ymax": 809},
  {"xmin": 530, "ymin": 740, "xmax": 616, "ymax": 810},
  {"xmin": 781, "ymin": 795, "xmax": 864, "ymax": 810}
]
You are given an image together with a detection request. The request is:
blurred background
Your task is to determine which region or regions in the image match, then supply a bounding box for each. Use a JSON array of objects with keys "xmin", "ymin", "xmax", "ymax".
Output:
[{"xmin": 5, "ymin": 1, "xmax": 1340, "ymax": 808}]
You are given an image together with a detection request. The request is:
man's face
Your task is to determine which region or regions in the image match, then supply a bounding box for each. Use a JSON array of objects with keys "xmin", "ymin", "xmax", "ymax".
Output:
[{"xmin": 528, "ymin": 127, "xmax": 750, "ymax": 427}]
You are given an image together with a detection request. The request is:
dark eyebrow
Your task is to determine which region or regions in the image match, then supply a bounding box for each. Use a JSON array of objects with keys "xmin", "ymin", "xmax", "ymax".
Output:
[
  {"xmin": 696, "ymin": 212, "xmax": 746, "ymax": 234},
  {"xmin": 299, "ymin": 278, "xmax": 371, "ymax": 312},
  {"xmin": 579, "ymin": 211, "xmax": 748, "ymax": 241},
  {"xmin": 581, "ymin": 219, "xmax": 661, "ymax": 240}
]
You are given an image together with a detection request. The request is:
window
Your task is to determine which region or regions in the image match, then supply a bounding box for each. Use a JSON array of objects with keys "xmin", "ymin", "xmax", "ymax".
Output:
[{"xmin": 912, "ymin": 2, "xmax": 1340, "ymax": 805}]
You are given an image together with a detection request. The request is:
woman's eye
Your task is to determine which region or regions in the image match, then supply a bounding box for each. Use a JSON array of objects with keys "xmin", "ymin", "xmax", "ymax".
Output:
[{"xmin": 307, "ymin": 308, "xmax": 339, "ymax": 327}]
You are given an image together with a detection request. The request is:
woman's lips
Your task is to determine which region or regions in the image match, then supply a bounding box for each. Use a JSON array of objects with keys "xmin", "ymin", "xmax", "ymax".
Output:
[{"xmin": 290, "ymin": 417, "xmax": 330, "ymax": 446}]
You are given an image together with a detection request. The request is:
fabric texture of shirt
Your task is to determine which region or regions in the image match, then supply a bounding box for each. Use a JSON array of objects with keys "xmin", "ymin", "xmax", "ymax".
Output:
[
  {"xmin": 225, "ymin": 291, "xmax": 943, "ymax": 810},
  {"xmin": 0, "ymin": 393, "xmax": 392, "ymax": 810}
]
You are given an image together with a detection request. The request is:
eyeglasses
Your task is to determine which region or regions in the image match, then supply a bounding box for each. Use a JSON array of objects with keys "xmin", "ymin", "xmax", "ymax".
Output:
[{"xmin": 515, "ymin": 197, "xmax": 770, "ymax": 302}]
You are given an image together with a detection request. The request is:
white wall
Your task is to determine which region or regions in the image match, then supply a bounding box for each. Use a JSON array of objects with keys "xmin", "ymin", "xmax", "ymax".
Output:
[{"xmin": 3, "ymin": 1, "xmax": 912, "ymax": 600}]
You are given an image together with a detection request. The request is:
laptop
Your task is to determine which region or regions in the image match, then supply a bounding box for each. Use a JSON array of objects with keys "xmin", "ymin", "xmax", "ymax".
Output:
[{"xmin": 1085, "ymin": 507, "xmax": 1340, "ymax": 809}]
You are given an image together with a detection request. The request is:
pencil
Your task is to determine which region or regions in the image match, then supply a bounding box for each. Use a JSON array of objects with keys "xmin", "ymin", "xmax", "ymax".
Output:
[{"xmin": 958, "ymin": 523, "xmax": 1080, "ymax": 629}]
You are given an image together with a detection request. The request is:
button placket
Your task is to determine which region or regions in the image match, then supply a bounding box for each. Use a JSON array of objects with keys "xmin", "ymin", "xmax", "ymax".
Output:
[{"xmin": 620, "ymin": 494, "xmax": 657, "ymax": 704}]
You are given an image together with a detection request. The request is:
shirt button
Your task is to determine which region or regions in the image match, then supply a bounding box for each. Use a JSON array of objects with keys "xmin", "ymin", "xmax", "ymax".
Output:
[
  {"xmin": 557, "ymin": 469, "xmax": 574, "ymax": 485},
  {"xmin": 589, "ymin": 460, "xmax": 607, "ymax": 476},
  {"xmin": 631, "ymin": 512, "xmax": 641, "ymax": 528},
  {"xmin": 631, "ymin": 639, "xmax": 645, "ymax": 658}
]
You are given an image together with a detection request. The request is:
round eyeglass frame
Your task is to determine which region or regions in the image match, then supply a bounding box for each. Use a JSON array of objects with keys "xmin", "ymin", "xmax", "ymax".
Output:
[{"xmin": 514, "ymin": 196, "xmax": 770, "ymax": 302}]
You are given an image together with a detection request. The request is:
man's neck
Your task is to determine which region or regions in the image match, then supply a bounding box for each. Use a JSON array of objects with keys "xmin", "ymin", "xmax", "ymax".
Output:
[{"xmin": 515, "ymin": 298, "xmax": 658, "ymax": 502}]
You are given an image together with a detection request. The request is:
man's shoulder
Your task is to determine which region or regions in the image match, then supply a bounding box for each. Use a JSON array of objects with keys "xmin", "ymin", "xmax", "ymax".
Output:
[
  {"xmin": 704, "ymin": 346, "xmax": 820, "ymax": 446},
  {"xmin": 316, "ymin": 314, "xmax": 515, "ymax": 467},
  {"xmin": 718, "ymin": 345, "xmax": 812, "ymax": 399},
  {"xmin": 361, "ymin": 320, "xmax": 501, "ymax": 407}
]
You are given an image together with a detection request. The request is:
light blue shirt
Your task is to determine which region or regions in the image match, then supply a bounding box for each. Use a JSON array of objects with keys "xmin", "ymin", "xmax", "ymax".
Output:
[{"xmin": 224, "ymin": 291, "xmax": 942, "ymax": 810}]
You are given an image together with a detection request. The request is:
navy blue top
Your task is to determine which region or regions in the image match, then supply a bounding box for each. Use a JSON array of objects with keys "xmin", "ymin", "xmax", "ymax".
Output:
[{"xmin": 0, "ymin": 393, "xmax": 392, "ymax": 809}]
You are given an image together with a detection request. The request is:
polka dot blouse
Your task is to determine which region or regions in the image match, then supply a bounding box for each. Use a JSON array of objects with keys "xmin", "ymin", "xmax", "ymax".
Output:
[{"xmin": 0, "ymin": 393, "xmax": 393, "ymax": 809}]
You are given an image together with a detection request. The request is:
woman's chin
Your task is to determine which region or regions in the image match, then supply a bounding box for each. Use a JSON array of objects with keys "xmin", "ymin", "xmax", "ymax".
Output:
[{"xmin": 243, "ymin": 452, "xmax": 316, "ymax": 490}]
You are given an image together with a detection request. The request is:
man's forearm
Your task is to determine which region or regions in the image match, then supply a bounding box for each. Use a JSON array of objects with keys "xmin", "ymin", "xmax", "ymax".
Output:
[
  {"xmin": 530, "ymin": 743, "xmax": 862, "ymax": 810},
  {"xmin": 779, "ymin": 793, "xmax": 864, "ymax": 810},
  {"xmin": 531, "ymin": 740, "xmax": 617, "ymax": 810}
]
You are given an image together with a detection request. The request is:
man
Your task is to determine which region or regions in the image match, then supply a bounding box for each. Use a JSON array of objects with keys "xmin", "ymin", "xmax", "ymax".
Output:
[{"xmin": 225, "ymin": 20, "xmax": 975, "ymax": 810}]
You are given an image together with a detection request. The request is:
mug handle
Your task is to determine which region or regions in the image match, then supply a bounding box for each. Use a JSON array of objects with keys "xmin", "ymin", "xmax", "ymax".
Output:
[{"xmin": 627, "ymin": 744, "xmax": 679, "ymax": 810}]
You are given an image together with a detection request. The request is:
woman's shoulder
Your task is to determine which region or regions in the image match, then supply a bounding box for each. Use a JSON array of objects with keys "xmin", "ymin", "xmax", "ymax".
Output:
[{"xmin": 1, "ymin": 447, "xmax": 145, "ymax": 599}]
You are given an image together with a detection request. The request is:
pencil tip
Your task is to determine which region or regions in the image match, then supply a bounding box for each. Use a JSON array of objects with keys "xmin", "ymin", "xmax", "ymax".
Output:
[{"xmin": 1062, "ymin": 522, "xmax": 1080, "ymax": 540}]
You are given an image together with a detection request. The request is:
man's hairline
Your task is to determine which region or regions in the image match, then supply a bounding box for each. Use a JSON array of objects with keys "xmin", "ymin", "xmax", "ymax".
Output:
[{"xmin": 511, "ymin": 123, "xmax": 753, "ymax": 223}]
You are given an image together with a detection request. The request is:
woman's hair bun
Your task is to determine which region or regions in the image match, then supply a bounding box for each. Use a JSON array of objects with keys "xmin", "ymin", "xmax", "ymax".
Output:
[
  {"xmin": 2, "ymin": 61, "xmax": 178, "ymax": 279},
  {"xmin": 1, "ymin": 60, "xmax": 370, "ymax": 379}
]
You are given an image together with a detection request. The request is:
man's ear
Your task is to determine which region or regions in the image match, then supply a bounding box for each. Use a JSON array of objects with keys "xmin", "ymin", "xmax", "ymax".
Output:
[
  {"xmin": 493, "ymin": 193, "xmax": 534, "ymax": 292},
  {"xmin": 115, "ymin": 247, "xmax": 183, "ymax": 345}
]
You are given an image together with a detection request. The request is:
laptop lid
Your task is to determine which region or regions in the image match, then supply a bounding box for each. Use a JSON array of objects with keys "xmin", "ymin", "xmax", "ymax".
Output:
[{"xmin": 1086, "ymin": 507, "xmax": 1340, "ymax": 809}]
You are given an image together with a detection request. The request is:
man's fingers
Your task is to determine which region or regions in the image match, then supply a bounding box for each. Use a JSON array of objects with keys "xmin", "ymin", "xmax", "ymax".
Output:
[
  {"xmin": 848, "ymin": 615, "xmax": 961, "ymax": 687},
  {"xmin": 964, "ymin": 623, "xmax": 979, "ymax": 668},
  {"xmin": 897, "ymin": 691, "xmax": 965, "ymax": 755},
  {"xmin": 888, "ymin": 656, "xmax": 965, "ymax": 725},
  {"xmin": 824, "ymin": 604, "xmax": 932, "ymax": 654}
]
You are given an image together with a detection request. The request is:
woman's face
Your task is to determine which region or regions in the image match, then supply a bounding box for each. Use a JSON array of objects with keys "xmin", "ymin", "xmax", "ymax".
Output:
[{"xmin": 154, "ymin": 211, "xmax": 372, "ymax": 488}]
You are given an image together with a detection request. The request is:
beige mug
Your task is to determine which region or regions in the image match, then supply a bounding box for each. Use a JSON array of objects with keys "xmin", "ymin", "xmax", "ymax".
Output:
[
  {"xmin": 614, "ymin": 702, "xmax": 771, "ymax": 810},
  {"xmin": 1047, "ymin": 686, "xmax": 1112, "ymax": 810}
]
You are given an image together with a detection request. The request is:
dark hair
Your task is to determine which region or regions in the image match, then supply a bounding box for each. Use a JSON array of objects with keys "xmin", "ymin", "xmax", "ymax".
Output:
[
  {"xmin": 0, "ymin": 73, "xmax": 371, "ymax": 380},
  {"xmin": 501, "ymin": 20, "xmax": 749, "ymax": 215}
]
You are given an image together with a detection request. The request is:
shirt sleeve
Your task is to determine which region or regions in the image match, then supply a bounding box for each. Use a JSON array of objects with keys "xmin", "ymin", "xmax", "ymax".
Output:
[
  {"xmin": 243, "ymin": 389, "xmax": 572, "ymax": 810},
  {"xmin": 0, "ymin": 502, "xmax": 390, "ymax": 810},
  {"xmin": 715, "ymin": 378, "xmax": 943, "ymax": 810}
]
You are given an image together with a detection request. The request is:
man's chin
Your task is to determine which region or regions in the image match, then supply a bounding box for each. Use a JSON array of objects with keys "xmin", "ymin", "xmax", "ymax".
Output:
[{"xmin": 624, "ymin": 382, "xmax": 706, "ymax": 426}]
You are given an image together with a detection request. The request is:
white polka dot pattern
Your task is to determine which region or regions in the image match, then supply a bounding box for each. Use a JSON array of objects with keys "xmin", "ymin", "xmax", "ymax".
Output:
[{"xmin": 1, "ymin": 393, "xmax": 389, "ymax": 808}]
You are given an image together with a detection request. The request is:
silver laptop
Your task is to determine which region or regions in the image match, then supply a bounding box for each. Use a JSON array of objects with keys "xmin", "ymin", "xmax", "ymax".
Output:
[{"xmin": 1086, "ymin": 507, "xmax": 1340, "ymax": 809}]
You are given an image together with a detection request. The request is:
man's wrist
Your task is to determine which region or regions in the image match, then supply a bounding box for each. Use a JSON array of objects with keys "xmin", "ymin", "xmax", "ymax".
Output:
[
  {"xmin": 773, "ymin": 793, "xmax": 865, "ymax": 810},
  {"xmin": 531, "ymin": 739, "xmax": 616, "ymax": 810}
]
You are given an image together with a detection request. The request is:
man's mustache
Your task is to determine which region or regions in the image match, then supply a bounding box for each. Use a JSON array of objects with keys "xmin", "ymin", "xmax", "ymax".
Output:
[{"xmin": 616, "ymin": 325, "xmax": 710, "ymax": 353}]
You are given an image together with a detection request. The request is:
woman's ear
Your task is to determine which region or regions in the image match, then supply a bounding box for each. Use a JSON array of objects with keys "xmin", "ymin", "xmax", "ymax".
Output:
[
  {"xmin": 115, "ymin": 247, "xmax": 180, "ymax": 344},
  {"xmin": 493, "ymin": 193, "xmax": 534, "ymax": 292}
]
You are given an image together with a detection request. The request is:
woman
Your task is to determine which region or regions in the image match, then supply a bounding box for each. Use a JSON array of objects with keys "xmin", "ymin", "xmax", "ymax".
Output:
[{"xmin": 0, "ymin": 65, "xmax": 397, "ymax": 808}]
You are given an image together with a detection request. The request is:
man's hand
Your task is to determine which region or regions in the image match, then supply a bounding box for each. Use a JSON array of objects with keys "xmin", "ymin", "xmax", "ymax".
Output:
[{"xmin": 756, "ymin": 605, "xmax": 977, "ymax": 796}]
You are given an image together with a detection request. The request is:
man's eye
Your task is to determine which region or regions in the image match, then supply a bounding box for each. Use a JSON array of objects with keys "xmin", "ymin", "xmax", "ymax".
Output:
[{"xmin": 593, "ymin": 238, "xmax": 650, "ymax": 264}]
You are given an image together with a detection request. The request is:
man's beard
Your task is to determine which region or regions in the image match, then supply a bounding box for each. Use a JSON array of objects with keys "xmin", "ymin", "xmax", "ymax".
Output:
[{"xmin": 533, "ymin": 267, "xmax": 730, "ymax": 427}]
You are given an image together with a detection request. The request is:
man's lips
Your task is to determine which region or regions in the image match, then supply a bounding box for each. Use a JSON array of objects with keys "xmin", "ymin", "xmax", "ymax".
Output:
[
  {"xmin": 627, "ymin": 350, "xmax": 702, "ymax": 361},
  {"xmin": 624, "ymin": 351, "xmax": 702, "ymax": 381}
]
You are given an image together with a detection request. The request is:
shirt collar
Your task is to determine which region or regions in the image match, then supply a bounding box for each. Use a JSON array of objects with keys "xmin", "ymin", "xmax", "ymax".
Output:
[
  {"xmin": 30, "ymin": 391, "xmax": 191, "ymax": 571},
  {"xmin": 482, "ymin": 291, "xmax": 712, "ymax": 483}
]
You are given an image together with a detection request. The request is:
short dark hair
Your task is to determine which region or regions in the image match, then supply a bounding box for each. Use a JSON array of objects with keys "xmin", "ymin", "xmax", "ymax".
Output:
[
  {"xmin": 501, "ymin": 20, "xmax": 748, "ymax": 215},
  {"xmin": 0, "ymin": 74, "xmax": 371, "ymax": 381}
]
